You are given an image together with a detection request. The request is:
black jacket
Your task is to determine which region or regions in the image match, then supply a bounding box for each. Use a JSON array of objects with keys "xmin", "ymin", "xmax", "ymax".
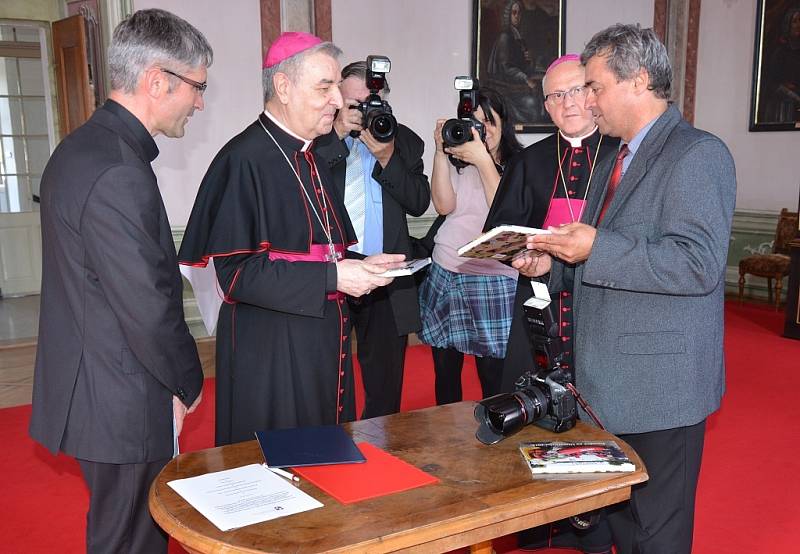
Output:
[
  {"xmin": 315, "ymin": 124, "xmax": 430, "ymax": 335},
  {"xmin": 29, "ymin": 101, "xmax": 203, "ymax": 463}
]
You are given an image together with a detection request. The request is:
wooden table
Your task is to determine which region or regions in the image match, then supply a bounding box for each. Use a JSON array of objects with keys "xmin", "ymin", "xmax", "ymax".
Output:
[{"xmin": 150, "ymin": 401, "xmax": 648, "ymax": 553}]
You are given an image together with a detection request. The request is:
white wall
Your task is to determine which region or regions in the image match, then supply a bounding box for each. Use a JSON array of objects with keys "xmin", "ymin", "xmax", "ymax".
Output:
[
  {"xmin": 695, "ymin": 0, "xmax": 800, "ymax": 212},
  {"xmin": 331, "ymin": 0, "xmax": 471, "ymax": 171},
  {"xmin": 331, "ymin": 0, "xmax": 653, "ymax": 166},
  {"xmin": 133, "ymin": 0, "xmax": 793, "ymax": 224},
  {"xmin": 133, "ymin": 0, "xmax": 263, "ymax": 225}
]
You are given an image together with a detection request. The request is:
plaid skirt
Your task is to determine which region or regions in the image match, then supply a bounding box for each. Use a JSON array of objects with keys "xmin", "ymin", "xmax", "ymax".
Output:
[{"xmin": 418, "ymin": 262, "xmax": 516, "ymax": 358}]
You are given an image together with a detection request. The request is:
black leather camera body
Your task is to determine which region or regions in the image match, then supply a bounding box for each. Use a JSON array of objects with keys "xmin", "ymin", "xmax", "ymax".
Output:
[
  {"xmin": 350, "ymin": 55, "xmax": 397, "ymax": 143},
  {"xmin": 474, "ymin": 288, "xmax": 577, "ymax": 445},
  {"xmin": 442, "ymin": 76, "xmax": 486, "ymax": 169}
]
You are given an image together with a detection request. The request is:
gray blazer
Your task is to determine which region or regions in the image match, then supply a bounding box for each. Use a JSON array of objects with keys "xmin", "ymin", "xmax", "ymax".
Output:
[
  {"xmin": 552, "ymin": 106, "xmax": 736, "ymax": 434},
  {"xmin": 29, "ymin": 103, "xmax": 203, "ymax": 463}
]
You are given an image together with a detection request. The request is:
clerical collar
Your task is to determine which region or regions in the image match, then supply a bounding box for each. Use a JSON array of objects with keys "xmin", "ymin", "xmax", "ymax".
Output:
[
  {"xmin": 559, "ymin": 125, "xmax": 598, "ymax": 148},
  {"xmin": 263, "ymin": 108, "xmax": 312, "ymax": 152},
  {"xmin": 103, "ymin": 99, "xmax": 159, "ymax": 162}
]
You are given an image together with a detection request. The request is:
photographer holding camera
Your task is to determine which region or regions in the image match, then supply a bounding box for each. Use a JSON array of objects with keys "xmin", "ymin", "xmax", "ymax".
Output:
[
  {"xmin": 316, "ymin": 59, "xmax": 430, "ymax": 419},
  {"xmin": 417, "ymin": 85, "xmax": 522, "ymax": 405}
]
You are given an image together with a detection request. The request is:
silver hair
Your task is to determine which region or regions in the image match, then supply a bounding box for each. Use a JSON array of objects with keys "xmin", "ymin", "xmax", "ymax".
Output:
[
  {"xmin": 580, "ymin": 23, "xmax": 672, "ymax": 100},
  {"xmin": 502, "ymin": 0, "xmax": 522, "ymax": 28},
  {"xmin": 262, "ymin": 42, "xmax": 342, "ymax": 103},
  {"xmin": 108, "ymin": 9, "xmax": 213, "ymax": 93}
]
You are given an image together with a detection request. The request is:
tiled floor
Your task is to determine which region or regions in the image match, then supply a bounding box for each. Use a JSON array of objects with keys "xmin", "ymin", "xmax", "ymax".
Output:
[
  {"xmin": 0, "ymin": 296, "xmax": 39, "ymax": 408},
  {"xmin": 0, "ymin": 295, "xmax": 39, "ymax": 342},
  {"xmin": 0, "ymin": 295, "xmax": 215, "ymax": 409}
]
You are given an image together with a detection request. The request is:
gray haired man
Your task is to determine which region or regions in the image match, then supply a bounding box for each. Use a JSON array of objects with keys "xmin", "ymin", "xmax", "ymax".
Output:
[
  {"xmin": 29, "ymin": 9, "xmax": 212, "ymax": 553},
  {"xmin": 178, "ymin": 33, "xmax": 402, "ymax": 446},
  {"xmin": 528, "ymin": 24, "xmax": 736, "ymax": 554}
]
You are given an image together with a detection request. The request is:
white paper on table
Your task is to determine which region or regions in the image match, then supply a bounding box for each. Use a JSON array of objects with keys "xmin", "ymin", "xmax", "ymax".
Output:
[
  {"xmin": 167, "ymin": 463, "xmax": 322, "ymax": 531},
  {"xmin": 180, "ymin": 259, "xmax": 222, "ymax": 336}
]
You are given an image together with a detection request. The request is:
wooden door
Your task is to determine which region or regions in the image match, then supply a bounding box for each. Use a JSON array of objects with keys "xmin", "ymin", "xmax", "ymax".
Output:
[{"xmin": 52, "ymin": 15, "xmax": 93, "ymax": 138}]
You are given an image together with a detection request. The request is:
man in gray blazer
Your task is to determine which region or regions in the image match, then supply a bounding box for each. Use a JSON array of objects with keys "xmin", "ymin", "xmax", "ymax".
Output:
[
  {"xmin": 29, "ymin": 10, "xmax": 212, "ymax": 553},
  {"xmin": 528, "ymin": 24, "xmax": 736, "ymax": 554}
]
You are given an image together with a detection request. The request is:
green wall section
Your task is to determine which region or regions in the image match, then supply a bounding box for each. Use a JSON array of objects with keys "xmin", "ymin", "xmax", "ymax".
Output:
[{"xmin": 0, "ymin": 0, "xmax": 63, "ymax": 22}]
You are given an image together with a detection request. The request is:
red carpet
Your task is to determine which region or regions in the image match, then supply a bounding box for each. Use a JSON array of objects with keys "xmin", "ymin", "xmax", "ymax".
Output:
[{"xmin": 0, "ymin": 302, "xmax": 796, "ymax": 553}]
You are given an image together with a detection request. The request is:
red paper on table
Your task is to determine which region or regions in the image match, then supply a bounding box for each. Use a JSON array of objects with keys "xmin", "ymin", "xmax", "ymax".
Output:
[{"xmin": 292, "ymin": 442, "xmax": 439, "ymax": 504}]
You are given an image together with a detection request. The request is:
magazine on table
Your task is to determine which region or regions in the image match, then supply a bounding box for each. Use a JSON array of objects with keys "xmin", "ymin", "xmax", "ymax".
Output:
[{"xmin": 519, "ymin": 441, "xmax": 635, "ymax": 475}]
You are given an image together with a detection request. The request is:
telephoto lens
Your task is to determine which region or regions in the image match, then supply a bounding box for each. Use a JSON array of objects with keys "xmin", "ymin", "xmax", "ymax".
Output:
[
  {"xmin": 474, "ymin": 386, "xmax": 550, "ymax": 445},
  {"xmin": 474, "ymin": 367, "xmax": 577, "ymax": 445}
]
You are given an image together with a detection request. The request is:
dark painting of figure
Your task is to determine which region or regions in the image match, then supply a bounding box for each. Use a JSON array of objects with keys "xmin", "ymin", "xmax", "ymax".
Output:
[
  {"xmin": 751, "ymin": 0, "xmax": 800, "ymax": 130},
  {"xmin": 474, "ymin": 0, "xmax": 565, "ymax": 132}
]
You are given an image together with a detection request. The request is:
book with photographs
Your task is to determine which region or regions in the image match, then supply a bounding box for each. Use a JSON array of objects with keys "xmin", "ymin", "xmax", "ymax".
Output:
[
  {"xmin": 519, "ymin": 441, "xmax": 635, "ymax": 475},
  {"xmin": 376, "ymin": 257, "xmax": 431, "ymax": 277},
  {"xmin": 457, "ymin": 225, "xmax": 551, "ymax": 262}
]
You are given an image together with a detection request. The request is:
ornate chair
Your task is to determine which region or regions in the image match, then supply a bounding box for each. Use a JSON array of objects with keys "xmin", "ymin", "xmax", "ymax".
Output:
[{"xmin": 738, "ymin": 209, "xmax": 799, "ymax": 309}]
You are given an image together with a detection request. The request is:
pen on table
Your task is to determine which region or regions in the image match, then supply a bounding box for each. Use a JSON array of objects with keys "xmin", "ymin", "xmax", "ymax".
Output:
[{"xmin": 266, "ymin": 466, "xmax": 300, "ymax": 483}]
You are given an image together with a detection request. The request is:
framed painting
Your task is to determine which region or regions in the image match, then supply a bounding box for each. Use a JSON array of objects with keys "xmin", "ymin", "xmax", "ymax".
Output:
[
  {"xmin": 471, "ymin": 0, "xmax": 566, "ymax": 133},
  {"xmin": 749, "ymin": 0, "xmax": 800, "ymax": 131}
]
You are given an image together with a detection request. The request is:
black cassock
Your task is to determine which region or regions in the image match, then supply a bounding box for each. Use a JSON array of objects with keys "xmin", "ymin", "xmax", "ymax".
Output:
[
  {"xmin": 484, "ymin": 129, "xmax": 620, "ymax": 391},
  {"xmin": 179, "ymin": 113, "xmax": 358, "ymax": 445}
]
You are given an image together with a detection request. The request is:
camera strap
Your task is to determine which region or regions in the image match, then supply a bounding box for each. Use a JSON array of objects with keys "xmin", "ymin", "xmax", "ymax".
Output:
[{"xmin": 565, "ymin": 382, "xmax": 605, "ymax": 430}]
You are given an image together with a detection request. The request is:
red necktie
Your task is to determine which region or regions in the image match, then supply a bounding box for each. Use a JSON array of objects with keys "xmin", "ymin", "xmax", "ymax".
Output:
[{"xmin": 597, "ymin": 145, "xmax": 629, "ymax": 223}]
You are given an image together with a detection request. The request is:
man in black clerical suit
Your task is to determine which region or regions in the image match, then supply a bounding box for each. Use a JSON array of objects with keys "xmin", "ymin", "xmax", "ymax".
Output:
[
  {"xmin": 484, "ymin": 54, "xmax": 619, "ymax": 554},
  {"xmin": 487, "ymin": 54, "xmax": 620, "ymax": 391},
  {"xmin": 29, "ymin": 10, "xmax": 211, "ymax": 553},
  {"xmin": 178, "ymin": 34, "xmax": 403, "ymax": 446},
  {"xmin": 315, "ymin": 61, "xmax": 430, "ymax": 418}
]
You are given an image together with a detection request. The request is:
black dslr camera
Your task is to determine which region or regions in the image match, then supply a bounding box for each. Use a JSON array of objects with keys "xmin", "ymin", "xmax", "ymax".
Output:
[
  {"xmin": 350, "ymin": 55, "xmax": 397, "ymax": 143},
  {"xmin": 442, "ymin": 76, "xmax": 487, "ymax": 169},
  {"xmin": 474, "ymin": 295, "xmax": 577, "ymax": 445}
]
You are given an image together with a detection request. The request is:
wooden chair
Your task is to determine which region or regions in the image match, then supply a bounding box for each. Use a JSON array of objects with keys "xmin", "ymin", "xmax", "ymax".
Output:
[{"xmin": 738, "ymin": 208, "xmax": 799, "ymax": 309}]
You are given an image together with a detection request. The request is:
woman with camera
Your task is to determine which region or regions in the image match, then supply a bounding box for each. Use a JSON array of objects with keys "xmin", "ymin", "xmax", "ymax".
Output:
[{"xmin": 418, "ymin": 88, "xmax": 522, "ymax": 404}]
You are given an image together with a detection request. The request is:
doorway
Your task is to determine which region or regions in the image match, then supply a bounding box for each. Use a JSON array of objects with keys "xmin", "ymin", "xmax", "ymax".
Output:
[{"xmin": 0, "ymin": 21, "xmax": 58, "ymax": 297}]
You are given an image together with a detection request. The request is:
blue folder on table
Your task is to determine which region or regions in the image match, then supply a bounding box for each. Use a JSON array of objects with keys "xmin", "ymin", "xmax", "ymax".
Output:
[{"xmin": 254, "ymin": 425, "xmax": 366, "ymax": 468}]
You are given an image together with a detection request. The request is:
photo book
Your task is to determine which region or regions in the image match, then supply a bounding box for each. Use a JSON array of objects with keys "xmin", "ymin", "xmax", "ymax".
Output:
[
  {"xmin": 519, "ymin": 441, "xmax": 635, "ymax": 475},
  {"xmin": 457, "ymin": 225, "xmax": 550, "ymax": 262},
  {"xmin": 376, "ymin": 257, "xmax": 431, "ymax": 277}
]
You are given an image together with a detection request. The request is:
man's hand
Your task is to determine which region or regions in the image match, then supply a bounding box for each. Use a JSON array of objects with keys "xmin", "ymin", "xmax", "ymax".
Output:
[
  {"xmin": 361, "ymin": 129, "xmax": 395, "ymax": 169},
  {"xmin": 333, "ymin": 100, "xmax": 363, "ymax": 139},
  {"xmin": 511, "ymin": 250, "xmax": 552, "ymax": 277},
  {"xmin": 336, "ymin": 256, "xmax": 403, "ymax": 297},
  {"xmin": 363, "ymin": 252, "xmax": 406, "ymax": 270},
  {"xmin": 173, "ymin": 390, "xmax": 202, "ymax": 437},
  {"xmin": 173, "ymin": 395, "xmax": 189, "ymax": 437},
  {"xmin": 528, "ymin": 222, "xmax": 597, "ymax": 264},
  {"xmin": 187, "ymin": 391, "xmax": 202, "ymax": 414}
]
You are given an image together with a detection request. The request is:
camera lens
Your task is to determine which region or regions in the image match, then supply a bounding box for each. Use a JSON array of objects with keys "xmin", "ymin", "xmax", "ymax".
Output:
[
  {"xmin": 473, "ymin": 386, "xmax": 550, "ymax": 445},
  {"xmin": 365, "ymin": 110, "xmax": 396, "ymax": 143},
  {"xmin": 442, "ymin": 119, "xmax": 473, "ymax": 147},
  {"xmin": 370, "ymin": 113, "xmax": 396, "ymax": 141}
]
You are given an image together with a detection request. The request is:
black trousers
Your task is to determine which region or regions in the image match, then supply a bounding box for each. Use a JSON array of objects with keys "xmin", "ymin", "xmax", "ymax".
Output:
[
  {"xmin": 78, "ymin": 457, "xmax": 169, "ymax": 554},
  {"xmin": 349, "ymin": 288, "xmax": 408, "ymax": 419},
  {"xmin": 607, "ymin": 420, "xmax": 706, "ymax": 554},
  {"xmin": 431, "ymin": 346, "xmax": 504, "ymax": 404}
]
